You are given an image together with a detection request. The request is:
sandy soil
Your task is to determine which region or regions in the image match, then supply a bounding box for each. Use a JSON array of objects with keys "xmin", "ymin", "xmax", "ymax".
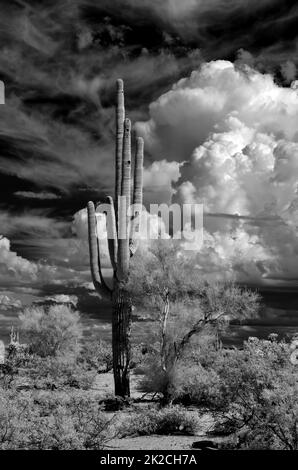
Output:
[
  {"xmin": 106, "ymin": 435, "xmax": 201, "ymax": 450},
  {"xmin": 92, "ymin": 372, "xmax": 219, "ymax": 451}
]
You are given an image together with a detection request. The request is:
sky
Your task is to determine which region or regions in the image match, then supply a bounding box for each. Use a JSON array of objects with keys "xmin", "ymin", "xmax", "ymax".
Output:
[{"xmin": 1, "ymin": 0, "xmax": 298, "ymax": 311}]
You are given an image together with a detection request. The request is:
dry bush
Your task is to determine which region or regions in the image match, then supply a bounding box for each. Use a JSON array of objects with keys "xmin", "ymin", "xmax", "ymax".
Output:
[
  {"xmin": 19, "ymin": 304, "xmax": 83, "ymax": 358},
  {"xmin": 0, "ymin": 389, "xmax": 113, "ymax": 449},
  {"xmin": 79, "ymin": 338, "xmax": 113, "ymax": 373},
  {"xmin": 119, "ymin": 405, "xmax": 199, "ymax": 437}
]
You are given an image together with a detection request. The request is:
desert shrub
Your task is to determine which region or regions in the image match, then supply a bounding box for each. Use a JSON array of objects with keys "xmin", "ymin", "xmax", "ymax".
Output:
[
  {"xmin": 19, "ymin": 355, "xmax": 96, "ymax": 390},
  {"xmin": 119, "ymin": 405, "xmax": 198, "ymax": 437},
  {"xmin": 78, "ymin": 339, "xmax": 148, "ymax": 375},
  {"xmin": 137, "ymin": 352, "xmax": 170, "ymax": 397},
  {"xmin": 33, "ymin": 391, "xmax": 114, "ymax": 449},
  {"xmin": 79, "ymin": 338, "xmax": 113, "ymax": 373},
  {"xmin": 167, "ymin": 335, "xmax": 298, "ymax": 450},
  {"xmin": 137, "ymin": 333, "xmax": 298, "ymax": 449},
  {"xmin": 0, "ymin": 350, "xmax": 31, "ymax": 390},
  {"xmin": 130, "ymin": 343, "xmax": 149, "ymax": 369},
  {"xmin": 0, "ymin": 389, "xmax": 34, "ymax": 449},
  {"xmin": 19, "ymin": 304, "xmax": 83, "ymax": 358},
  {"xmin": 137, "ymin": 333, "xmax": 221, "ymax": 402},
  {"xmin": 211, "ymin": 337, "xmax": 298, "ymax": 449},
  {"xmin": 227, "ymin": 380, "xmax": 298, "ymax": 450},
  {"xmin": 171, "ymin": 362, "xmax": 223, "ymax": 407},
  {"xmin": 2, "ymin": 315, "xmax": 97, "ymax": 392},
  {"xmin": 1, "ymin": 353, "xmax": 96, "ymax": 392},
  {"xmin": 164, "ymin": 335, "xmax": 228, "ymax": 407},
  {"xmin": 0, "ymin": 388, "xmax": 113, "ymax": 449},
  {"xmin": 0, "ymin": 358, "xmax": 87, "ymax": 394}
]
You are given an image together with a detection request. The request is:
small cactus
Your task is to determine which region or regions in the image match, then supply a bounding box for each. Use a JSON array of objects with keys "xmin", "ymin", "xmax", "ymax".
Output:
[{"xmin": 87, "ymin": 79, "xmax": 144, "ymax": 397}]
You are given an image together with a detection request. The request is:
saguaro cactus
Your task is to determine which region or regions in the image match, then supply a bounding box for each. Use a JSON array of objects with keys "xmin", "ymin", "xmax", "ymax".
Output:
[{"xmin": 87, "ymin": 79, "xmax": 144, "ymax": 397}]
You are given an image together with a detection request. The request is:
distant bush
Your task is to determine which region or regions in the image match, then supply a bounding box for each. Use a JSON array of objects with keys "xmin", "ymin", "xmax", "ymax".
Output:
[
  {"xmin": 79, "ymin": 338, "xmax": 113, "ymax": 373},
  {"xmin": 119, "ymin": 405, "xmax": 198, "ymax": 437},
  {"xmin": 130, "ymin": 343, "xmax": 152, "ymax": 371},
  {"xmin": 2, "ymin": 308, "xmax": 105, "ymax": 392},
  {"xmin": 22, "ymin": 355, "xmax": 96, "ymax": 391},
  {"xmin": 1, "ymin": 349, "xmax": 97, "ymax": 392},
  {"xmin": 19, "ymin": 305, "xmax": 83, "ymax": 358}
]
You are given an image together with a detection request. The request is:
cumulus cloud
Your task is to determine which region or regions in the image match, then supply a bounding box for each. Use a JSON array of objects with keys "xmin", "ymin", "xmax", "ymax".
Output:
[
  {"xmin": 281, "ymin": 60, "xmax": 297, "ymax": 84},
  {"xmin": 0, "ymin": 231, "xmax": 86, "ymax": 290},
  {"xmin": 143, "ymin": 160, "xmax": 181, "ymax": 204},
  {"xmin": 137, "ymin": 61, "xmax": 298, "ymax": 159},
  {"xmin": 192, "ymin": 226, "xmax": 274, "ymax": 282},
  {"xmin": 136, "ymin": 60, "xmax": 298, "ymax": 282},
  {"xmin": 0, "ymin": 294, "xmax": 22, "ymax": 310},
  {"xmin": 0, "ymin": 235, "xmax": 38, "ymax": 283}
]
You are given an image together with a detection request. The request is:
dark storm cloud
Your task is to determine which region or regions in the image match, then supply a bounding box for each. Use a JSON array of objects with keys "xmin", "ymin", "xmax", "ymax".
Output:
[
  {"xmin": 79, "ymin": 0, "xmax": 298, "ymax": 61},
  {"xmin": 0, "ymin": 0, "xmax": 204, "ymax": 222}
]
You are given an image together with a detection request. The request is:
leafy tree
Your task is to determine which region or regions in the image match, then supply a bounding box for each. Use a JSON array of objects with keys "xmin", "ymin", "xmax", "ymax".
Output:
[{"xmin": 128, "ymin": 240, "xmax": 260, "ymax": 402}]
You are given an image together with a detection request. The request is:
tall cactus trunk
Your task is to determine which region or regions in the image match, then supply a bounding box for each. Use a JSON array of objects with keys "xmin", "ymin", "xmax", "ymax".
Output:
[
  {"xmin": 112, "ymin": 282, "xmax": 132, "ymax": 397},
  {"xmin": 87, "ymin": 79, "xmax": 144, "ymax": 399}
]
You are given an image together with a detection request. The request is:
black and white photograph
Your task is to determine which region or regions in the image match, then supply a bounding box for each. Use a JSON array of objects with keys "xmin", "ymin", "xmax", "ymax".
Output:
[{"xmin": 1, "ymin": 0, "xmax": 298, "ymax": 457}]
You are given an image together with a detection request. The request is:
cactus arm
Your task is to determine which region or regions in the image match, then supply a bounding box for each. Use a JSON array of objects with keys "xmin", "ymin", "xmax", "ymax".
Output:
[
  {"xmin": 130, "ymin": 137, "xmax": 144, "ymax": 256},
  {"xmin": 117, "ymin": 118, "xmax": 131, "ymax": 281},
  {"xmin": 87, "ymin": 201, "xmax": 112, "ymax": 298},
  {"xmin": 115, "ymin": 79, "xmax": 125, "ymax": 214},
  {"xmin": 132, "ymin": 137, "xmax": 144, "ymax": 207},
  {"xmin": 87, "ymin": 201, "xmax": 101, "ymax": 290},
  {"xmin": 97, "ymin": 235, "xmax": 114, "ymax": 293},
  {"xmin": 105, "ymin": 196, "xmax": 118, "ymax": 272},
  {"xmin": 121, "ymin": 118, "xmax": 132, "ymax": 205}
]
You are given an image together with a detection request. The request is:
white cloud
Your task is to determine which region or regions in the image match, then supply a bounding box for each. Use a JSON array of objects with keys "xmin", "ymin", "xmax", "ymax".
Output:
[
  {"xmin": 0, "ymin": 234, "xmax": 60, "ymax": 288},
  {"xmin": 136, "ymin": 61, "xmax": 298, "ymax": 282},
  {"xmin": 281, "ymin": 60, "xmax": 297, "ymax": 84},
  {"xmin": 0, "ymin": 235, "xmax": 38, "ymax": 281},
  {"xmin": 137, "ymin": 60, "xmax": 298, "ymax": 163},
  {"xmin": 144, "ymin": 160, "xmax": 181, "ymax": 204},
  {"xmin": 0, "ymin": 294, "xmax": 22, "ymax": 309}
]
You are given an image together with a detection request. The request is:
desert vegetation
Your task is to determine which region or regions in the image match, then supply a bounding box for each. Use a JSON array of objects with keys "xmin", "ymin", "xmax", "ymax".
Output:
[{"xmin": 0, "ymin": 273, "xmax": 297, "ymax": 449}]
